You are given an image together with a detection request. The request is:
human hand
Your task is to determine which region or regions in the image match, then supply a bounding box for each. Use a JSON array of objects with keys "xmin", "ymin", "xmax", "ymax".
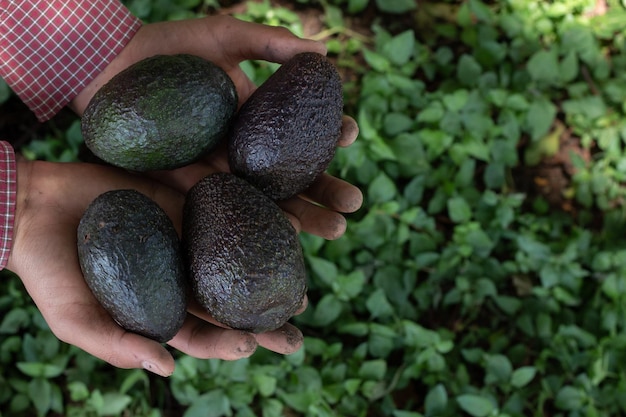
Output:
[
  {"xmin": 71, "ymin": 15, "xmax": 364, "ymax": 239},
  {"xmin": 57, "ymin": 15, "xmax": 363, "ymax": 372},
  {"xmin": 6, "ymin": 159, "xmax": 305, "ymax": 377}
]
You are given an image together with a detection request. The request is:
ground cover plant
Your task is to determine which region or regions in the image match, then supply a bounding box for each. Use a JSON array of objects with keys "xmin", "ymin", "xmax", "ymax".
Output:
[{"xmin": 3, "ymin": 0, "xmax": 626, "ymax": 416}]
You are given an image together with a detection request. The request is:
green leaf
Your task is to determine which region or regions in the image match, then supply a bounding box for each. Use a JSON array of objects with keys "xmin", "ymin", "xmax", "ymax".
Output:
[
  {"xmin": 468, "ymin": 0, "xmax": 494, "ymax": 23},
  {"xmin": 425, "ymin": 384, "xmax": 448, "ymax": 415},
  {"xmin": 261, "ymin": 398, "xmax": 283, "ymax": 417},
  {"xmin": 374, "ymin": 0, "xmax": 416, "ymax": 14},
  {"xmin": 384, "ymin": 112, "xmax": 414, "ymax": 136},
  {"xmin": 366, "ymin": 288, "xmax": 395, "ymax": 318},
  {"xmin": 492, "ymin": 295, "xmax": 521, "ymax": 315},
  {"xmin": 555, "ymin": 386, "xmax": 586, "ymax": 411},
  {"xmin": 253, "ymin": 373, "xmax": 277, "ymax": 397},
  {"xmin": 28, "ymin": 378, "xmax": 52, "ymax": 417},
  {"xmin": 417, "ymin": 102, "xmax": 445, "ymax": 124},
  {"xmin": 483, "ymin": 162, "xmax": 505, "ymax": 189},
  {"xmin": 511, "ymin": 366, "xmax": 537, "ymax": 388},
  {"xmin": 484, "ymin": 354, "xmax": 513, "ymax": 383},
  {"xmin": 16, "ymin": 362, "xmax": 65, "ymax": 379},
  {"xmin": 443, "ymin": 89, "xmax": 469, "ymax": 111},
  {"xmin": 323, "ymin": 4, "xmax": 344, "ymax": 28},
  {"xmin": 448, "ymin": 197, "xmax": 472, "ymax": 223},
  {"xmin": 504, "ymin": 93, "xmax": 529, "ymax": 111},
  {"xmin": 456, "ymin": 394, "xmax": 495, "ymax": 417},
  {"xmin": 419, "ymin": 129, "xmax": 454, "ymax": 160},
  {"xmin": 562, "ymin": 95, "xmax": 607, "ymax": 120},
  {"xmin": 358, "ymin": 359, "xmax": 387, "ymax": 380},
  {"xmin": 99, "ymin": 393, "xmax": 132, "ymax": 416},
  {"xmin": 348, "ymin": 0, "xmax": 369, "ymax": 13},
  {"xmin": 393, "ymin": 411, "xmax": 423, "ymax": 417},
  {"xmin": 338, "ymin": 322, "xmax": 369, "ymax": 336},
  {"xmin": 312, "ymin": 294, "xmax": 343, "ymax": 326},
  {"xmin": 560, "ymin": 51, "xmax": 579, "ymax": 83},
  {"xmin": 0, "ymin": 308, "xmax": 30, "ymax": 333},
  {"xmin": 457, "ymin": 54, "xmax": 483, "ymax": 86},
  {"xmin": 119, "ymin": 369, "xmax": 149, "ymax": 395},
  {"xmin": 403, "ymin": 321, "xmax": 440, "ymax": 348},
  {"xmin": 363, "ymin": 49, "xmax": 391, "ymax": 72},
  {"xmin": 382, "ymin": 30, "xmax": 415, "ymax": 66},
  {"xmin": 67, "ymin": 381, "xmax": 90, "ymax": 402},
  {"xmin": 334, "ymin": 271, "xmax": 366, "ymax": 300},
  {"xmin": 368, "ymin": 172, "xmax": 398, "ymax": 203},
  {"xmin": 368, "ymin": 323, "xmax": 397, "ymax": 357},
  {"xmin": 184, "ymin": 390, "xmax": 230, "ymax": 417},
  {"xmin": 526, "ymin": 98, "xmax": 556, "ymax": 141},
  {"xmin": 307, "ymin": 256, "xmax": 338, "ymax": 286},
  {"xmin": 280, "ymin": 391, "xmax": 318, "ymax": 413},
  {"xmin": 527, "ymin": 48, "xmax": 560, "ymax": 85}
]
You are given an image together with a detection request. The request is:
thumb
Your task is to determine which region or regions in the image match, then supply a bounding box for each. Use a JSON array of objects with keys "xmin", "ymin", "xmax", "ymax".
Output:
[{"xmin": 44, "ymin": 295, "xmax": 177, "ymax": 377}]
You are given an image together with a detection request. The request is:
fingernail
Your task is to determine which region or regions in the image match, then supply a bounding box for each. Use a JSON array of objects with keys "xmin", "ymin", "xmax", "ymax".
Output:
[{"xmin": 142, "ymin": 360, "xmax": 169, "ymax": 377}]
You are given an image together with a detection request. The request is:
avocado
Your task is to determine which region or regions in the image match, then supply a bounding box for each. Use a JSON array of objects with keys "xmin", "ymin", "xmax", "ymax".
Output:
[
  {"xmin": 77, "ymin": 189, "xmax": 187, "ymax": 343},
  {"xmin": 82, "ymin": 54, "xmax": 238, "ymax": 171},
  {"xmin": 228, "ymin": 52, "xmax": 343, "ymax": 200},
  {"xmin": 182, "ymin": 173, "xmax": 307, "ymax": 333}
]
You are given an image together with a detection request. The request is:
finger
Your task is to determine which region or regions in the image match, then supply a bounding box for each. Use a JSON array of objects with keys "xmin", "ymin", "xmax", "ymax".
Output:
[
  {"xmin": 187, "ymin": 292, "xmax": 307, "ymax": 355},
  {"xmin": 211, "ymin": 16, "xmax": 328, "ymax": 65},
  {"xmin": 338, "ymin": 116, "xmax": 359, "ymax": 147},
  {"xmin": 254, "ymin": 323, "xmax": 304, "ymax": 355},
  {"xmin": 50, "ymin": 302, "xmax": 176, "ymax": 376},
  {"xmin": 186, "ymin": 296, "xmax": 232, "ymax": 329},
  {"xmin": 167, "ymin": 314, "xmax": 258, "ymax": 360},
  {"xmin": 300, "ymin": 173, "xmax": 364, "ymax": 214},
  {"xmin": 54, "ymin": 313, "xmax": 177, "ymax": 378},
  {"xmin": 278, "ymin": 197, "xmax": 347, "ymax": 240}
]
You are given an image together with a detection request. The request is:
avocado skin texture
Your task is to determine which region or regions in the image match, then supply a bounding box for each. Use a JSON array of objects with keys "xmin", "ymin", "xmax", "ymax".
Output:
[
  {"xmin": 228, "ymin": 52, "xmax": 343, "ymax": 200},
  {"xmin": 77, "ymin": 189, "xmax": 187, "ymax": 343},
  {"xmin": 82, "ymin": 54, "xmax": 238, "ymax": 171},
  {"xmin": 183, "ymin": 173, "xmax": 307, "ymax": 333}
]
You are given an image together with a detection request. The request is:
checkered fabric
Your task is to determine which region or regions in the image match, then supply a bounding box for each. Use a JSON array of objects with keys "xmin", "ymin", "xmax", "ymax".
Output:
[
  {"xmin": 0, "ymin": 141, "xmax": 15, "ymax": 270},
  {"xmin": 0, "ymin": 0, "xmax": 142, "ymax": 121}
]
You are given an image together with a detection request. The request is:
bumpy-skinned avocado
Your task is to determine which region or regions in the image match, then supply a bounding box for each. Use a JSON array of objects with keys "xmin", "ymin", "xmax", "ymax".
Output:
[
  {"xmin": 82, "ymin": 54, "xmax": 238, "ymax": 171},
  {"xmin": 228, "ymin": 52, "xmax": 343, "ymax": 200},
  {"xmin": 77, "ymin": 189, "xmax": 187, "ymax": 343},
  {"xmin": 183, "ymin": 173, "xmax": 307, "ymax": 333}
]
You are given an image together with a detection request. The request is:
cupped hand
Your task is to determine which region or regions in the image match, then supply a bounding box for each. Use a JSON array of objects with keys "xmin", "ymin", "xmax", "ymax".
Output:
[
  {"xmin": 70, "ymin": 14, "xmax": 364, "ymax": 238},
  {"xmin": 6, "ymin": 160, "xmax": 304, "ymax": 377},
  {"xmin": 45, "ymin": 15, "xmax": 364, "ymax": 374}
]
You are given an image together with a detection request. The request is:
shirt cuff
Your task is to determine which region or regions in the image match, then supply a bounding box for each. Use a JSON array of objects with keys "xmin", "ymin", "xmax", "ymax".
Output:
[
  {"xmin": 0, "ymin": 142, "xmax": 16, "ymax": 270},
  {"xmin": 0, "ymin": 0, "xmax": 142, "ymax": 122}
]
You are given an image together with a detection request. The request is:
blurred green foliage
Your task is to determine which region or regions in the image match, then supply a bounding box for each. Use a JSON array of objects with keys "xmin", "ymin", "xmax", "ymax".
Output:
[{"xmin": 6, "ymin": 0, "xmax": 626, "ymax": 416}]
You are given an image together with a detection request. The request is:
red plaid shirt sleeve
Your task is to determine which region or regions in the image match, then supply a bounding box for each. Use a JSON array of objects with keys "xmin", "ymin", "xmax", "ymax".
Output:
[
  {"xmin": 0, "ymin": 0, "xmax": 142, "ymax": 122},
  {"xmin": 0, "ymin": 141, "xmax": 16, "ymax": 270}
]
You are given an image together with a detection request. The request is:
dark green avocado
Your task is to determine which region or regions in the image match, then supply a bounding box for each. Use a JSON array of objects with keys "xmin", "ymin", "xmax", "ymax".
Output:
[
  {"xmin": 182, "ymin": 173, "xmax": 307, "ymax": 333},
  {"xmin": 77, "ymin": 189, "xmax": 187, "ymax": 343},
  {"xmin": 82, "ymin": 54, "xmax": 238, "ymax": 171},
  {"xmin": 228, "ymin": 52, "xmax": 343, "ymax": 200}
]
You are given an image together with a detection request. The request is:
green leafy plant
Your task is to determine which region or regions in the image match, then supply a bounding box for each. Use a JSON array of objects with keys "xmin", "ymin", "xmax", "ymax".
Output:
[{"xmin": 7, "ymin": 1, "xmax": 626, "ymax": 416}]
